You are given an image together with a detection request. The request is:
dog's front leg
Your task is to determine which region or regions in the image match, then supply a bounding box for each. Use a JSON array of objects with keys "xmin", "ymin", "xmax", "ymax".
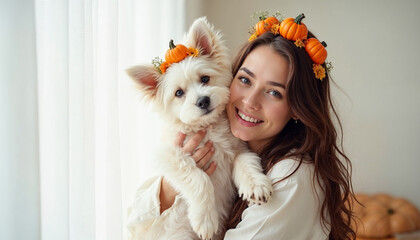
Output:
[
  {"xmin": 164, "ymin": 147, "xmax": 219, "ymax": 240},
  {"xmin": 232, "ymin": 151, "xmax": 274, "ymax": 206}
]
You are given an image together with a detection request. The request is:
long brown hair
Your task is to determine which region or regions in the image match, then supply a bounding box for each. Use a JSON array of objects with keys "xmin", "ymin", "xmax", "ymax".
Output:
[{"xmin": 226, "ymin": 32, "xmax": 356, "ymax": 239}]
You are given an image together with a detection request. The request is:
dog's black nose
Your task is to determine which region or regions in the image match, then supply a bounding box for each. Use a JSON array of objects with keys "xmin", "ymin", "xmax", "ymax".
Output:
[{"xmin": 196, "ymin": 96, "xmax": 210, "ymax": 110}]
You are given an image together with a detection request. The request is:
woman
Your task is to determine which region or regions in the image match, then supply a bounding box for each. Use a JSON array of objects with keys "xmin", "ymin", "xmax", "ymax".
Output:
[{"xmin": 131, "ymin": 29, "xmax": 355, "ymax": 239}]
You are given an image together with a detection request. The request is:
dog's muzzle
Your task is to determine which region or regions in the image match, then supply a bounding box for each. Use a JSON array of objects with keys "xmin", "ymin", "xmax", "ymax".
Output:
[{"xmin": 196, "ymin": 96, "xmax": 210, "ymax": 110}]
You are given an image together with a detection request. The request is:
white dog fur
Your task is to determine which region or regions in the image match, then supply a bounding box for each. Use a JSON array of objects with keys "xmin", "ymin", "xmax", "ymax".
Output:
[{"xmin": 126, "ymin": 17, "xmax": 273, "ymax": 240}]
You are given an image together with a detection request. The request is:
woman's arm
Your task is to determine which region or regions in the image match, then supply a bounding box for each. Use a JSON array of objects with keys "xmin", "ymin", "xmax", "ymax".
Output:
[
  {"xmin": 159, "ymin": 177, "xmax": 178, "ymax": 214},
  {"xmin": 128, "ymin": 130, "xmax": 217, "ymax": 222}
]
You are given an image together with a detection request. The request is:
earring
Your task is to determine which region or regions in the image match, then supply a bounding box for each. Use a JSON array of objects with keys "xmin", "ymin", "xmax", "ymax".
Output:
[{"xmin": 295, "ymin": 119, "xmax": 298, "ymax": 124}]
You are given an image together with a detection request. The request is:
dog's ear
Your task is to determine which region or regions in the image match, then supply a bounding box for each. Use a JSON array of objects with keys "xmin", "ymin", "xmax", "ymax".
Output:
[
  {"xmin": 185, "ymin": 17, "xmax": 229, "ymax": 59},
  {"xmin": 126, "ymin": 65, "xmax": 160, "ymax": 98}
]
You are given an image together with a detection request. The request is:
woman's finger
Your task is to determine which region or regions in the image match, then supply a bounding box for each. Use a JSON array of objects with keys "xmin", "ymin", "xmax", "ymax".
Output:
[
  {"xmin": 204, "ymin": 161, "xmax": 217, "ymax": 176},
  {"xmin": 192, "ymin": 140, "xmax": 213, "ymax": 164},
  {"xmin": 174, "ymin": 132, "xmax": 186, "ymax": 147},
  {"xmin": 182, "ymin": 130, "xmax": 206, "ymax": 154},
  {"xmin": 196, "ymin": 143, "xmax": 215, "ymax": 168}
]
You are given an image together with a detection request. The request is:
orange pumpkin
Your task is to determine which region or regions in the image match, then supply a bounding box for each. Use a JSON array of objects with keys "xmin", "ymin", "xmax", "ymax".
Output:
[
  {"xmin": 255, "ymin": 16, "xmax": 279, "ymax": 36},
  {"xmin": 165, "ymin": 39, "xmax": 188, "ymax": 64},
  {"xmin": 350, "ymin": 193, "xmax": 420, "ymax": 238},
  {"xmin": 279, "ymin": 13, "xmax": 308, "ymax": 41},
  {"xmin": 305, "ymin": 38, "xmax": 327, "ymax": 64}
]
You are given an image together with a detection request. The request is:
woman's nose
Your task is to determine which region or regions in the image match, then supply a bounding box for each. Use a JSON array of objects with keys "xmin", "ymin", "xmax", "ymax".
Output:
[{"xmin": 242, "ymin": 90, "xmax": 260, "ymax": 110}]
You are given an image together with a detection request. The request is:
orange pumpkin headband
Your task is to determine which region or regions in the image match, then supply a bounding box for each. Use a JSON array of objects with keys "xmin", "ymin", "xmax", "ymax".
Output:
[
  {"xmin": 152, "ymin": 39, "xmax": 199, "ymax": 74},
  {"xmin": 249, "ymin": 12, "xmax": 332, "ymax": 81}
]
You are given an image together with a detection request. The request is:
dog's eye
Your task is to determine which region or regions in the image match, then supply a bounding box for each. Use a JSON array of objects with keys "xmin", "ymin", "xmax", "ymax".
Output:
[
  {"xmin": 201, "ymin": 76, "xmax": 210, "ymax": 84},
  {"xmin": 175, "ymin": 89, "xmax": 184, "ymax": 97}
]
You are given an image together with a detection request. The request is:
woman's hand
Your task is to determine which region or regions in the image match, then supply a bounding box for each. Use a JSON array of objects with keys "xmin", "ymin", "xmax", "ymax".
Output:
[{"xmin": 174, "ymin": 129, "xmax": 217, "ymax": 176}]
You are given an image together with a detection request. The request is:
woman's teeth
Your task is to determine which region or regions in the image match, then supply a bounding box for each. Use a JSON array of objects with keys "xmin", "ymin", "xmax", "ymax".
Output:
[{"xmin": 238, "ymin": 111, "xmax": 261, "ymax": 123}]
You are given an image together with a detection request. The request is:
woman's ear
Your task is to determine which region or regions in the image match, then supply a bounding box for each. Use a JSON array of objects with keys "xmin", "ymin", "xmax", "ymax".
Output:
[
  {"xmin": 291, "ymin": 112, "xmax": 298, "ymax": 120},
  {"xmin": 292, "ymin": 114, "xmax": 299, "ymax": 123}
]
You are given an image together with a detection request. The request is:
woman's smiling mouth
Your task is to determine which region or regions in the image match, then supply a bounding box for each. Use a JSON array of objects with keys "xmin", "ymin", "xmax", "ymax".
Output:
[{"xmin": 236, "ymin": 108, "xmax": 263, "ymax": 125}]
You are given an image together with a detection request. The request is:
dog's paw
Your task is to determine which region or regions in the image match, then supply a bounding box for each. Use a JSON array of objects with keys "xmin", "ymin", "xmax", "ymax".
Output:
[
  {"xmin": 238, "ymin": 175, "xmax": 274, "ymax": 206},
  {"xmin": 189, "ymin": 209, "xmax": 219, "ymax": 240}
]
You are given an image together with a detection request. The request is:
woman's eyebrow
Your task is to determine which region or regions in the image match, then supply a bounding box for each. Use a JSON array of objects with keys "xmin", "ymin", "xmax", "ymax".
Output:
[
  {"xmin": 268, "ymin": 81, "xmax": 286, "ymax": 89},
  {"xmin": 240, "ymin": 67, "xmax": 285, "ymax": 89},
  {"xmin": 239, "ymin": 67, "xmax": 255, "ymax": 78}
]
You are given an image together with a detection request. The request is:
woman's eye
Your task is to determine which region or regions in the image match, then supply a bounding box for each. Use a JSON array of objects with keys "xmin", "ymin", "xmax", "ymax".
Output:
[
  {"xmin": 239, "ymin": 77, "xmax": 250, "ymax": 85},
  {"xmin": 268, "ymin": 90, "xmax": 282, "ymax": 98},
  {"xmin": 175, "ymin": 89, "xmax": 184, "ymax": 97},
  {"xmin": 201, "ymin": 76, "xmax": 210, "ymax": 84}
]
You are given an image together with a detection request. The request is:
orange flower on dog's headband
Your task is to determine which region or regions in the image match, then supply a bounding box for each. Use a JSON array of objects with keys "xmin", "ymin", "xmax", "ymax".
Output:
[{"xmin": 249, "ymin": 11, "xmax": 332, "ymax": 81}]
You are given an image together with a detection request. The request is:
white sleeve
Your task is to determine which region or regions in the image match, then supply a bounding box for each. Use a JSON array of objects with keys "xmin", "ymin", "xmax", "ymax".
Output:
[
  {"xmin": 126, "ymin": 176, "xmax": 185, "ymax": 240},
  {"xmin": 224, "ymin": 160, "xmax": 329, "ymax": 240},
  {"xmin": 127, "ymin": 176, "xmax": 168, "ymax": 239}
]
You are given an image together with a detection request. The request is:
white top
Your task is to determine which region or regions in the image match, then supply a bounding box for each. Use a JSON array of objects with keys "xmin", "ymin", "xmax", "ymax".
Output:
[{"xmin": 127, "ymin": 159, "xmax": 330, "ymax": 240}]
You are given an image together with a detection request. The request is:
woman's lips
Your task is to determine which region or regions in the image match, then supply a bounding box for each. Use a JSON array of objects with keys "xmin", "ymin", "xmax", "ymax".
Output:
[{"xmin": 235, "ymin": 108, "xmax": 263, "ymax": 127}]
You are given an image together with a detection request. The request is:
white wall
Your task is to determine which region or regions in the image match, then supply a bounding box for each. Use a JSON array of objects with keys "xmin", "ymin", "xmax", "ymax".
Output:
[{"xmin": 186, "ymin": 0, "xmax": 420, "ymax": 208}]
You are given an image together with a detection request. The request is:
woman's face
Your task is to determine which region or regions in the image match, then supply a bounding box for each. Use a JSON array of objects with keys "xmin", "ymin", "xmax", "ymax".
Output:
[{"xmin": 227, "ymin": 45, "xmax": 293, "ymax": 153}]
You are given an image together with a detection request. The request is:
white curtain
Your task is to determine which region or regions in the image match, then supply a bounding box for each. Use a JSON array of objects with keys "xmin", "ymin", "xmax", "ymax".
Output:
[{"xmin": 1, "ymin": 0, "xmax": 193, "ymax": 239}]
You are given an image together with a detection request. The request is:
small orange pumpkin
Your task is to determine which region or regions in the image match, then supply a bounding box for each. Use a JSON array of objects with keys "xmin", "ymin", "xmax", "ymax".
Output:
[
  {"xmin": 305, "ymin": 38, "xmax": 327, "ymax": 64},
  {"xmin": 350, "ymin": 193, "xmax": 420, "ymax": 238},
  {"xmin": 279, "ymin": 13, "xmax": 308, "ymax": 41},
  {"xmin": 165, "ymin": 39, "xmax": 188, "ymax": 64},
  {"xmin": 255, "ymin": 16, "xmax": 279, "ymax": 36}
]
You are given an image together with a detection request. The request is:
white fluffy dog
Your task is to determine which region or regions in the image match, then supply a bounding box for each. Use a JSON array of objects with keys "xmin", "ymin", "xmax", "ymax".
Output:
[{"xmin": 126, "ymin": 17, "xmax": 273, "ymax": 240}]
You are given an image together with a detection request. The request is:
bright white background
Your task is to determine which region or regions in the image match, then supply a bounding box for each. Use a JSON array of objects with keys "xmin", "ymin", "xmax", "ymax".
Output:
[{"xmin": 1, "ymin": 0, "xmax": 420, "ymax": 240}]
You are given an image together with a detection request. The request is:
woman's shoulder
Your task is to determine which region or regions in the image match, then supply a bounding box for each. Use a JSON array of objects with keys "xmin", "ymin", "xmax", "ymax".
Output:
[{"xmin": 267, "ymin": 156, "xmax": 314, "ymax": 183}]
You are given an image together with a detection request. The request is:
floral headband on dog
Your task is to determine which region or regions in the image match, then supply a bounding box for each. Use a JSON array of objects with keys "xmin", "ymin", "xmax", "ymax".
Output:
[
  {"xmin": 152, "ymin": 39, "xmax": 199, "ymax": 74},
  {"xmin": 249, "ymin": 11, "xmax": 332, "ymax": 81}
]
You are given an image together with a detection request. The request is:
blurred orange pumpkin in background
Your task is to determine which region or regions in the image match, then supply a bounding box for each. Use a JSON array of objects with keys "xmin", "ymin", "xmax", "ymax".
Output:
[{"xmin": 349, "ymin": 193, "xmax": 420, "ymax": 239}]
